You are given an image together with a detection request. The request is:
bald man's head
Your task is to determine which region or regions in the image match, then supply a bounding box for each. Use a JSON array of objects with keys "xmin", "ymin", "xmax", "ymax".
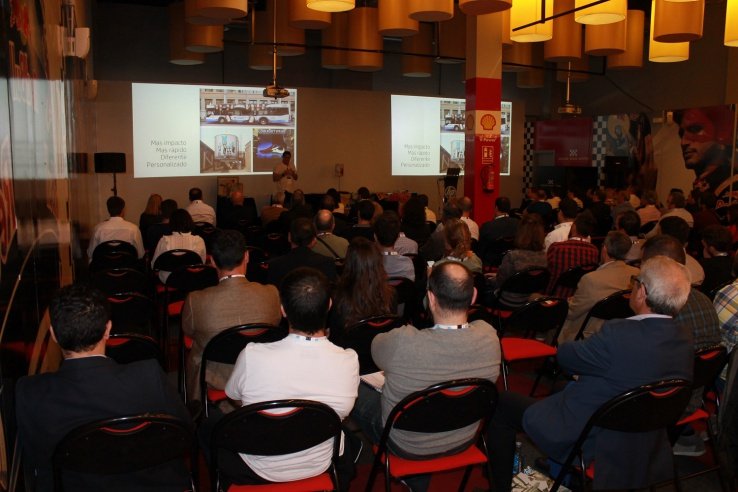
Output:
[
  {"xmin": 638, "ymin": 256, "xmax": 691, "ymax": 316},
  {"xmin": 314, "ymin": 209, "xmax": 335, "ymax": 232},
  {"xmin": 231, "ymin": 191, "xmax": 244, "ymax": 206},
  {"xmin": 641, "ymin": 235, "xmax": 686, "ymax": 265},
  {"xmin": 428, "ymin": 262, "xmax": 474, "ymax": 313}
]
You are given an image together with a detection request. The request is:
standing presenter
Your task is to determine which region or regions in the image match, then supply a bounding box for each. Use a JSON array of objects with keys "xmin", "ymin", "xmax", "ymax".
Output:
[{"xmin": 273, "ymin": 150, "xmax": 298, "ymax": 207}]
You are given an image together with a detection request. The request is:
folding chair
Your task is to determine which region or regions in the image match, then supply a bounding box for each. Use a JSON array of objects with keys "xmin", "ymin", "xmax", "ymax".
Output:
[
  {"xmin": 108, "ymin": 292, "xmax": 156, "ymax": 337},
  {"xmin": 498, "ymin": 297, "xmax": 569, "ymax": 394},
  {"xmin": 342, "ymin": 315, "xmax": 403, "ymax": 375},
  {"xmin": 388, "ymin": 277, "xmax": 419, "ymax": 324},
  {"xmin": 90, "ymin": 267, "xmax": 151, "ymax": 298},
  {"xmin": 210, "ymin": 400, "xmax": 341, "ymax": 492},
  {"xmin": 551, "ymin": 263, "xmax": 598, "ymax": 295},
  {"xmin": 480, "ymin": 237, "xmax": 514, "ymax": 267},
  {"xmin": 486, "ymin": 267, "xmax": 550, "ymax": 323},
  {"xmin": 200, "ymin": 324, "xmax": 287, "ymax": 415},
  {"xmin": 365, "ymin": 378, "xmax": 498, "ymax": 492},
  {"xmin": 574, "ymin": 289, "xmax": 634, "ymax": 341},
  {"xmin": 90, "ymin": 240, "xmax": 140, "ymax": 273},
  {"xmin": 245, "ymin": 246, "xmax": 269, "ymax": 284},
  {"xmin": 53, "ymin": 414, "xmax": 195, "ymax": 492},
  {"xmin": 106, "ymin": 333, "xmax": 163, "ymax": 366},
  {"xmin": 550, "ymin": 379, "xmax": 692, "ymax": 492}
]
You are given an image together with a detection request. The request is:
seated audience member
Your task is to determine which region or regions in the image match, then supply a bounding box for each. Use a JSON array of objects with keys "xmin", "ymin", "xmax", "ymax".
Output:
[
  {"xmin": 329, "ymin": 238, "xmax": 395, "ymax": 347},
  {"xmin": 491, "ymin": 214, "xmax": 547, "ymax": 308},
  {"xmin": 261, "ymin": 192, "xmax": 286, "ymax": 227},
  {"xmin": 714, "ymin": 273, "xmax": 738, "ymax": 359},
  {"xmin": 145, "ymin": 198, "xmax": 177, "ymax": 252},
  {"xmin": 488, "ymin": 255, "xmax": 693, "ymax": 492},
  {"xmin": 637, "ymin": 190, "xmax": 661, "ymax": 225},
  {"xmin": 312, "ymin": 209, "xmax": 350, "ymax": 261},
  {"xmin": 221, "ymin": 268, "xmax": 359, "ymax": 488},
  {"xmin": 267, "ymin": 218, "xmax": 337, "ymax": 286},
  {"xmin": 16, "ymin": 285, "xmax": 192, "ymax": 491},
  {"xmin": 139, "ymin": 193, "xmax": 162, "ymax": 238},
  {"xmin": 400, "ymin": 196, "xmax": 434, "ymax": 246},
  {"xmin": 648, "ymin": 191, "xmax": 694, "ymax": 238},
  {"xmin": 186, "ymin": 187, "xmax": 216, "ymax": 225},
  {"xmin": 699, "ymin": 224, "xmax": 734, "ymax": 295},
  {"xmin": 87, "ymin": 196, "xmax": 145, "ymax": 261},
  {"xmin": 544, "ymin": 198, "xmax": 578, "ymax": 251},
  {"xmin": 616, "ymin": 210, "xmax": 643, "ymax": 263},
  {"xmin": 610, "ymin": 189, "xmax": 635, "ymax": 222},
  {"xmin": 182, "ymin": 230, "xmax": 281, "ymax": 400},
  {"xmin": 478, "ymin": 197, "xmax": 520, "ymax": 258},
  {"xmin": 692, "ymin": 191, "xmax": 721, "ymax": 237},
  {"xmin": 352, "ymin": 262, "xmax": 501, "ymax": 491},
  {"xmin": 418, "ymin": 193, "xmax": 436, "ymax": 223},
  {"xmin": 220, "ymin": 190, "xmax": 256, "ymax": 230},
  {"xmin": 278, "ymin": 189, "xmax": 314, "ymax": 231},
  {"xmin": 151, "ymin": 209, "xmax": 207, "ymax": 283},
  {"xmin": 459, "ymin": 196, "xmax": 480, "ymax": 241},
  {"xmin": 587, "ymin": 189, "xmax": 613, "ymax": 236},
  {"xmin": 394, "ymin": 230, "xmax": 418, "ymax": 256},
  {"xmin": 546, "ymin": 212, "xmax": 600, "ymax": 298},
  {"xmin": 519, "ymin": 188, "xmax": 536, "ymax": 211},
  {"xmin": 374, "ymin": 211, "xmax": 415, "ymax": 281},
  {"xmin": 420, "ymin": 201, "xmax": 463, "ymax": 261},
  {"xmin": 558, "ymin": 231, "xmax": 639, "ymax": 343},
  {"xmin": 345, "ymin": 199, "xmax": 377, "ymax": 242},
  {"xmin": 526, "ymin": 189, "xmax": 554, "ymax": 225},
  {"xmin": 322, "ymin": 194, "xmax": 350, "ymax": 238},
  {"xmin": 659, "ymin": 216, "xmax": 705, "ymax": 285},
  {"xmin": 547, "ymin": 191, "xmax": 562, "ymax": 211},
  {"xmin": 435, "ymin": 219, "xmax": 483, "ymax": 275},
  {"xmin": 567, "ymin": 190, "xmax": 583, "ymax": 209}
]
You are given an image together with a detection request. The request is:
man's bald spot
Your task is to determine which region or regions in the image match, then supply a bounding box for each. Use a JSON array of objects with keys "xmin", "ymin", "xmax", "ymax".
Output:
[
  {"xmin": 231, "ymin": 191, "xmax": 244, "ymax": 205},
  {"xmin": 315, "ymin": 209, "xmax": 334, "ymax": 232},
  {"xmin": 641, "ymin": 235, "xmax": 686, "ymax": 265}
]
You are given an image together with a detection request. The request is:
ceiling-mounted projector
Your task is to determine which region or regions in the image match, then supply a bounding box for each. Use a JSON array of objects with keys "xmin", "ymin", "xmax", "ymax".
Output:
[
  {"xmin": 263, "ymin": 85, "xmax": 290, "ymax": 99},
  {"xmin": 557, "ymin": 103, "xmax": 582, "ymax": 115}
]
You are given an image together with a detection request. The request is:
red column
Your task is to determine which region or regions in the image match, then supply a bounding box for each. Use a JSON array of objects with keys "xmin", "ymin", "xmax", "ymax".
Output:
[{"xmin": 464, "ymin": 13, "xmax": 503, "ymax": 225}]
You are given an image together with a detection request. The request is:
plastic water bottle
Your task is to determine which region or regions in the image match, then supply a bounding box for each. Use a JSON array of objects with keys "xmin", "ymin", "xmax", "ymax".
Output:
[{"xmin": 512, "ymin": 441, "xmax": 523, "ymax": 475}]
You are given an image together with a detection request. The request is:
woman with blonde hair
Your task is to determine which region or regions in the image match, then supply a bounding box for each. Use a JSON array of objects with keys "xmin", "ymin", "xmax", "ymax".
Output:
[
  {"xmin": 435, "ymin": 219, "xmax": 483, "ymax": 274},
  {"xmin": 139, "ymin": 193, "xmax": 162, "ymax": 237}
]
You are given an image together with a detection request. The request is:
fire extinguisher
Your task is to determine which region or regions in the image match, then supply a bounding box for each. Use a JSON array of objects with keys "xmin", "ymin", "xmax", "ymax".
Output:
[{"xmin": 480, "ymin": 164, "xmax": 495, "ymax": 193}]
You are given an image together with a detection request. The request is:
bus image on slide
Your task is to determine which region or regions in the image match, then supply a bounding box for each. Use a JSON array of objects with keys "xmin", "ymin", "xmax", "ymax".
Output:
[{"xmin": 255, "ymin": 104, "xmax": 292, "ymax": 125}]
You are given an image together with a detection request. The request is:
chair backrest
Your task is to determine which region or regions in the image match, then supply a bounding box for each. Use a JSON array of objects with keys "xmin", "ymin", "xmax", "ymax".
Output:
[
  {"xmin": 90, "ymin": 268, "xmax": 151, "ymax": 298},
  {"xmin": 498, "ymin": 267, "xmax": 550, "ymax": 296},
  {"xmin": 576, "ymin": 289, "xmax": 634, "ymax": 340},
  {"xmin": 707, "ymin": 279, "xmax": 734, "ymax": 301},
  {"xmin": 553, "ymin": 263, "xmax": 598, "ymax": 292},
  {"xmin": 106, "ymin": 333, "xmax": 163, "ymax": 365},
  {"xmin": 382, "ymin": 378, "xmax": 498, "ymax": 436},
  {"xmin": 503, "ymin": 297, "xmax": 569, "ymax": 339},
  {"xmin": 90, "ymin": 241, "xmax": 139, "ymax": 272},
  {"xmin": 692, "ymin": 345, "xmax": 729, "ymax": 390},
  {"xmin": 107, "ymin": 292, "xmax": 154, "ymax": 335},
  {"xmin": 53, "ymin": 414, "xmax": 193, "ymax": 482},
  {"xmin": 388, "ymin": 277, "xmax": 418, "ymax": 321},
  {"xmin": 210, "ymin": 400, "xmax": 341, "ymax": 491},
  {"xmin": 165, "ymin": 264, "xmax": 218, "ymax": 292},
  {"xmin": 245, "ymin": 246, "xmax": 269, "ymax": 284},
  {"xmin": 481, "ymin": 237, "xmax": 515, "ymax": 267},
  {"xmin": 200, "ymin": 324, "xmax": 287, "ymax": 401},
  {"xmin": 343, "ymin": 315, "xmax": 403, "ymax": 375},
  {"xmin": 152, "ymin": 249, "xmax": 202, "ymax": 273}
]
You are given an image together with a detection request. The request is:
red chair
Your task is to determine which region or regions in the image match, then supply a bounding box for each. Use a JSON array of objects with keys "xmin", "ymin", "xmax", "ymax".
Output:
[
  {"xmin": 498, "ymin": 297, "xmax": 569, "ymax": 394},
  {"xmin": 200, "ymin": 324, "xmax": 287, "ymax": 416},
  {"xmin": 365, "ymin": 378, "xmax": 498, "ymax": 492},
  {"xmin": 210, "ymin": 399, "xmax": 342, "ymax": 492}
]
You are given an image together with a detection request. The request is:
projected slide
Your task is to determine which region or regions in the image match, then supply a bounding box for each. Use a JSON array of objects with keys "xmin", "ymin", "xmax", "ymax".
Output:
[
  {"xmin": 132, "ymin": 83, "xmax": 297, "ymax": 178},
  {"xmin": 391, "ymin": 95, "xmax": 511, "ymax": 176}
]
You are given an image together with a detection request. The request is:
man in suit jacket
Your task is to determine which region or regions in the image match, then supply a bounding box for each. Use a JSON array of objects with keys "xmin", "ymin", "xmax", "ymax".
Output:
[
  {"xmin": 15, "ymin": 284, "xmax": 192, "ymax": 492},
  {"xmin": 487, "ymin": 255, "xmax": 693, "ymax": 492},
  {"xmin": 267, "ymin": 218, "xmax": 337, "ymax": 287},
  {"xmin": 478, "ymin": 196, "xmax": 519, "ymax": 264},
  {"xmin": 182, "ymin": 230, "xmax": 281, "ymax": 400},
  {"xmin": 558, "ymin": 231, "xmax": 640, "ymax": 343}
]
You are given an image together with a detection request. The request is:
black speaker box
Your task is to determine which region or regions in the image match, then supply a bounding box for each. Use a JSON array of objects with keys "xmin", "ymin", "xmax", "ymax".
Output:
[{"xmin": 94, "ymin": 152, "xmax": 126, "ymax": 174}]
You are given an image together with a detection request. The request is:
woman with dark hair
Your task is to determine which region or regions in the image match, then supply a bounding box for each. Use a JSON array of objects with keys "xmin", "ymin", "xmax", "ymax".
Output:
[
  {"xmin": 492, "ymin": 213, "xmax": 547, "ymax": 306},
  {"xmin": 400, "ymin": 196, "xmax": 433, "ymax": 246},
  {"xmin": 139, "ymin": 193, "xmax": 162, "ymax": 236},
  {"xmin": 435, "ymin": 219, "xmax": 483, "ymax": 274},
  {"xmin": 329, "ymin": 237, "xmax": 395, "ymax": 346},
  {"xmin": 151, "ymin": 209, "xmax": 206, "ymax": 282}
]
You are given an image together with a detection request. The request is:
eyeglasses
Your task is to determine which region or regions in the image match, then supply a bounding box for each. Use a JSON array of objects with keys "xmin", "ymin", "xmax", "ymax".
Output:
[{"xmin": 630, "ymin": 275, "xmax": 649, "ymax": 296}]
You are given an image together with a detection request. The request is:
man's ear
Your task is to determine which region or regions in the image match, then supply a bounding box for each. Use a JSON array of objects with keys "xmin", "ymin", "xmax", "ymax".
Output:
[
  {"xmin": 470, "ymin": 287, "xmax": 478, "ymax": 306},
  {"xmin": 49, "ymin": 325, "xmax": 58, "ymax": 345},
  {"xmin": 104, "ymin": 320, "xmax": 112, "ymax": 339},
  {"xmin": 280, "ymin": 304, "xmax": 287, "ymax": 319}
]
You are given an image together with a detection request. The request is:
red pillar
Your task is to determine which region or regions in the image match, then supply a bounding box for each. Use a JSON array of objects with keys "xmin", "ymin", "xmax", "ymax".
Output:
[{"xmin": 464, "ymin": 13, "xmax": 503, "ymax": 225}]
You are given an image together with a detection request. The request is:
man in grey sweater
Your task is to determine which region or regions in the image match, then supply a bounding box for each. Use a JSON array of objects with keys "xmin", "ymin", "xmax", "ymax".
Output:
[{"xmin": 351, "ymin": 261, "xmax": 501, "ymax": 490}]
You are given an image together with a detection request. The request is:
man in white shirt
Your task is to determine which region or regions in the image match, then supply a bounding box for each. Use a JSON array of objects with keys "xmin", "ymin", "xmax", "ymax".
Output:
[
  {"xmin": 87, "ymin": 196, "xmax": 145, "ymax": 261},
  {"xmin": 186, "ymin": 187, "xmax": 216, "ymax": 225},
  {"xmin": 272, "ymin": 151, "xmax": 298, "ymax": 204},
  {"xmin": 544, "ymin": 198, "xmax": 578, "ymax": 251},
  {"xmin": 222, "ymin": 267, "xmax": 359, "ymax": 489},
  {"xmin": 459, "ymin": 196, "xmax": 480, "ymax": 241}
]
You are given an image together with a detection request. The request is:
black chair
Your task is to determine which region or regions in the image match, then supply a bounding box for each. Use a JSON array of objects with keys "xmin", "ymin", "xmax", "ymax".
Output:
[
  {"xmin": 106, "ymin": 333, "xmax": 163, "ymax": 366},
  {"xmin": 200, "ymin": 323, "xmax": 287, "ymax": 415},
  {"xmin": 210, "ymin": 400, "xmax": 341, "ymax": 492},
  {"xmin": 90, "ymin": 267, "xmax": 152, "ymax": 298},
  {"xmin": 487, "ymin": 267, "xmax": 550, "ymax": 318},
  {"xmin": 152, "ymin": 249, "xmax": 203, "ymax": 276},
  {"xmin": 90, "ymin": 240, "xmax": 140, "ymax": 273},
  {"xmin": 365, "ymin": 378, "xmax": 499, "ymax": 492},
  {"xmin": 245, "ymin": 245, "xmax": 269, "ymax": 284},
  {"xmin": 193, "ymin": 222, "xmax": 218, "ymax": 252},
  {"xmin": 480, "ymin": 237, "xmax": 514, "ymax": 267},
  {"xmin": 574, "ymin": 289, "xmax": 634, "ymax": 341},
  {"xmin": 499, "ymin": 297, "xmax": 569, "ymax": 394},
  {"xmin": 53, "ymin": 414, "xmax": 195, "ymax": 492},
  {"xmin": 342, "ymin": 315, "xmax": 403, "ymax": 375},
  {"xmin": 551, "ymin": 263, "xmax": 598, "ymax": 294},
  {"xmin": 550, "ymin": 379, "xmax": 692, "ymax": 492},
  {"xmin": 388, "ymin": 277, "xmax": 419, "ymax": 323},
  {"xmin": 108, "ymin": 292, "xmax": 156, "ymax": 337}
]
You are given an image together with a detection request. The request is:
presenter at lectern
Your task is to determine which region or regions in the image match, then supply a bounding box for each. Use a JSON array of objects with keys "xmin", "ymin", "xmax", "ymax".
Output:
[{"xmin": 273, "ymin": 150, "xmax": 298, "ymax": 207}]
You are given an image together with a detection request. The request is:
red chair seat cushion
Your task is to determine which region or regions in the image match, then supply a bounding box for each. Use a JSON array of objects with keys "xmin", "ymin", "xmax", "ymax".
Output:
[
  {"xmin": 501, "ymin": 338, "xmax": 556, "ymax": 362},
  {"xmin": 676, "ymin": 408, "xmax": 709, "ymax": 427},
  {"xmin": 227, "ymin": 472, "xmax": 333, "ymax": 491},
  {"xmin": 491, "ymin": 309, "xmax": 513, "ymax": 319},
  {"xmin": 167, "ymin": 300, "xmax": 184, "ymax": 317},
  {"xmin": 208, "ymin": 388, "xmax": 227, "ymax": 403},
  {"xmin": 373, "ymin": 444, "xmax": 488, "ymax": 478},
  {"xmin": 184, "ymin": 335, "xmax": 193, "ymax": 350}
]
